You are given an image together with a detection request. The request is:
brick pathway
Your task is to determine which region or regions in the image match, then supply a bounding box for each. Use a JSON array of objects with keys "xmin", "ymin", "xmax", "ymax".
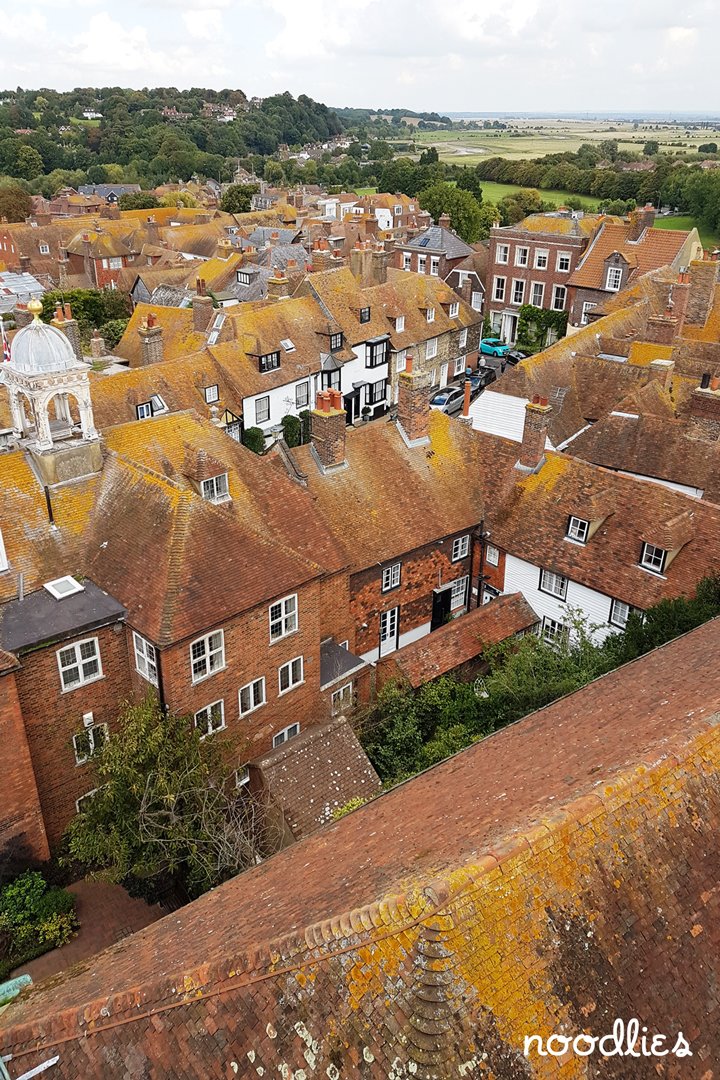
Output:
[{"xmin": 11, "ymin": 880, "xmax": 165, "ymax": 984}]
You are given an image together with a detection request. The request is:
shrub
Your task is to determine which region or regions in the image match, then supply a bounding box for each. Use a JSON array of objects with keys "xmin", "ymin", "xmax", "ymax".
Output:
[
  {"xmin": 281, "ymin": 414, "xmax": 302, "ymax": 448},
  {"xmin": 0, "ymin": 870, "xmax": 78, "ymax": 977},
  {"xmin": 242, "ymin": 426, "xmax": 265, "ymax": 454}
]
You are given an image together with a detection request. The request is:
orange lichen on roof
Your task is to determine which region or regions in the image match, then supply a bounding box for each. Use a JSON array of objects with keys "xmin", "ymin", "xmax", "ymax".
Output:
[
  {"xmin": 516, "ymin": 212, "xmax": 609, "ymax": 237},
  {"xmin": 518, "ymin": 451, "xmax": 571, "ymax": 495},
  {"xmin": 683, "ymin": 284, "xmax": 720, "ymax": 342},
  {"xmin": 115, "ymin": 303, "xmax": 206, "ymax": 367},
  {"xmin": 628, "ymin": 340, "xmax": 674, "ymax": 366},
  {"xmin": 569, "ymin": 223, "xmax": 694, "ymax": 289}
]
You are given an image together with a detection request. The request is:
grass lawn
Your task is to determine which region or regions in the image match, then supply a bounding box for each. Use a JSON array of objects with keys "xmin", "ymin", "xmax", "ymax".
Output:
[
  {"xmin": 653, "ymin": 214, "xmax": 720, "ymax": 251},
  {"xmin": 478, "ymin": 181, "xmax": 600, "ymax": 211},
  {"xmin": 355, "ymin": 186, "xmax": 377, "ymax": 195},
  {"xmin": 69, "ymin": 117, "xmax": 100, "ymax": 128}
]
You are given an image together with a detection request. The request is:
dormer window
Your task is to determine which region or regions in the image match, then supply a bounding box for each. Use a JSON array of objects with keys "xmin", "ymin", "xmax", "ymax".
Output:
[
  {"xmin": 566, "ymin": 516, "xmax": 589, "ymax": 544},
  {"xmin": 606, "ymin": 266, "xmax": 623, "ymax": 291},
  {"xmin": 259, "ymin": 351, "xmax": 280, "ymax": 373},
  {"xmin": 449, "ymin": 302, "xmax": 459, "ymax": 318},
  {"xmin": 359, "ymin": 307, "xmax": 370, "ymax": 324},
  {"xmin": 394, "ymin": 204, "xmax": 402, "ymax": 216},
  {"xmin": 395, "ymin": 315, "xmax": 405, "ymax": 333},
  {"xmin": 201, "ymin": 473, "xmax": 230, "ymax": 503},
  {"xmin": 237, "ymin": 270, "xmax": 251, "ymax": 285},
  {"xmin": 426, "ymin": 307, "xmax": 435, "ymax": 323},
  {"xmin": 150, "ymin": 394, "xmax": 167, "ymax": 414},
  {"xmin": 204, "ymin": 384, "xmax": 219, "ymax": 404},
  {"xmin": 39, "ymin": 243, "xmax": 50, "ymax": 255},
  {"xmin": 137, "ymin": 402, "xmax": 152, "ymax": 420},
  {"xmin": 330, "ymin": 332, "xmax": 343, "ymax": 351},
  {"xmin": 367, "ymin": 337, "xmax": 389, "ymax": 368},
  {"xmin": 640, "ymin": 542, "xmax": 666, "ymax": 574}
]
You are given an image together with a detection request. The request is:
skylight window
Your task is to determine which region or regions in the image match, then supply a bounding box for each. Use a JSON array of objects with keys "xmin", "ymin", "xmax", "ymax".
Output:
[
  {"xmin": 150, "ymin": 394, "xmax": 167, "ymax": 414},
  {"xmin": 280, "ymin": 338, "xmax": 296, "ymax": 352},
  {"xmin": 44, "ymin": 576, "xmax": 85, "ymax": 600}
]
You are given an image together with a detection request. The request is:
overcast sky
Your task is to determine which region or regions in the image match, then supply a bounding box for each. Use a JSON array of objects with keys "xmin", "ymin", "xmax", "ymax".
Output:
[{"xmin": 0, "ymin": 0, "xmax": 716, "ymax": 114}]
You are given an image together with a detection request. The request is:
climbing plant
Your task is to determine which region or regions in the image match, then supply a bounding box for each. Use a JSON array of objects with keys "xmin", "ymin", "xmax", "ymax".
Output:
[{"xmin": 516, "ymin": 305, "xmax": 568, "ymax": 353}]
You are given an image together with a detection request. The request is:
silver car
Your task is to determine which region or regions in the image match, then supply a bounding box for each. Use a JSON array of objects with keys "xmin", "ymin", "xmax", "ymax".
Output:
[{"xmin": 429, "ymin": 385, "xmax": 465, "ymax": 415}]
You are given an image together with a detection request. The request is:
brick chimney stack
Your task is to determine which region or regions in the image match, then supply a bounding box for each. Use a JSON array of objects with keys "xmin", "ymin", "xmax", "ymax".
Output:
[
  {"xmin": 137, "ymin": 311, "xmax": 164, "ymax": 367},
  {"xmin": 687, "ymin": 373, "xmax": 720, "ymax": 441},
  {"xmin": 310, "ymin": 389, "xmax": 347, "ymax": 471},
  {"xmin": 146, "ymin": 215, "xmax": 159, "ymax": 245},
  {"xmin": 648, "ymin": 359, "xmax": 675, "ymax": 390},
  {"xmin": 50, "ymin": 302, "xmax": 82, "ymax": 362},
  {"xmin": 192, "ymin": 278, "xmax": 214, "ymax": 332},
  {"xmin": 396, "ymin": 355, "xmax": 431, "ymax": 447},
  {"xmin": 438, "ymin": 212, "xmax": 451, "ymax": 230},
  {"xmin": 517, "ymin": 396, "xmax": 552, "ymax": 472},
  {"xmin": 628, "ymin": 203, "xmax": 656, "ymax": 242},
  {"xmin": 267, "ymin": 269, "xmax": 290, "ymax": 299}
]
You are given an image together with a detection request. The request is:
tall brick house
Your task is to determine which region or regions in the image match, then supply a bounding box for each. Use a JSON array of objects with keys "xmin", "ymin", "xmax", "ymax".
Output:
[
  {"xmin": 394, "ymin": 214, "xmax": 474, "ymax": 279},
  {"xmin": 486, "ymin": 211, "xmax": 606, "ymax": 343}
]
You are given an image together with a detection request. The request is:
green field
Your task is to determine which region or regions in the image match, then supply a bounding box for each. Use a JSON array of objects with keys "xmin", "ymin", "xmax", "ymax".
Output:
[
  {"xmin": 413, "ymin": 120, "xmax": 719, "ymax": 162},
  {"xmin": 653, "ymin": 215, "xmax": 720, "ymax": 251},
  {"xmin": 477, "ymin": 181, "xmax": 600, "ymax": 211},
  {"xmin": 355, "ymin": 186, "xmax": 378, "ymax": 195}
]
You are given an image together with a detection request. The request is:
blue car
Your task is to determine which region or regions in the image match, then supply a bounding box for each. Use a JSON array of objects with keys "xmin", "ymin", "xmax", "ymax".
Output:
[{"xmin": 480, "ymin": 337, "xmax": 510, "ymax": 357}]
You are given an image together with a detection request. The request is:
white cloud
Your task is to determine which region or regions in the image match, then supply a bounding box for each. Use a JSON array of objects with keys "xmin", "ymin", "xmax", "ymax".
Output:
[{"xmin": 182, "ymin": 8, "xmax": 223, "ymax": 40}]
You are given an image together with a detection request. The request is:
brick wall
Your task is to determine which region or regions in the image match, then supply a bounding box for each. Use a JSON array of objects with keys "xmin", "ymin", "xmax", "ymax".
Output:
[
  {"xmin": 15, "ymin": 622, "xmax": 134, "ymax": 850},
  {"xmin": 159, "ymin": 579, "xmax": 330, "ymax": 761},
  {"xmin": 0, "ymin": 669, "xmax": 49, "ymax": 863},
  {"xmin": 487, "ymin": 228, "xmax": 587, "ymax": 329},
  {"xmin": 351, "ymin": 534, "xmax": 473, "ymax": 658},
  {"xmin": 7, "ymin": 715, "xmax": 720, "ymax": 1076}
]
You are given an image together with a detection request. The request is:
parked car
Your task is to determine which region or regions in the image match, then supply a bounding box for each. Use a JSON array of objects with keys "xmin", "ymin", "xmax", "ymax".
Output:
[
  {"xmin": 468, "ymin": 366, "xmax": 497, "ymax": 395},
  {"xmin": 480, "ymin": 337, "xmax": 510, "ymax": 358},
  {"xmin": 429, "ymin": 385, "xmax": 465, "ymax": 415},
  {"xmin": 504, "ymin": 349, "xmax": 529, "ymax": 367}
]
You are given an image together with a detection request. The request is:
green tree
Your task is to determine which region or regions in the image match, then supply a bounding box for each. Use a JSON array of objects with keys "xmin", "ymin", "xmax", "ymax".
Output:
[
  {"xmin": 118, "ymin": 191, "xmax": 159, "ymax": 210},
  {"xmin": 417, "ymin": 181, "xmax": 483, "ymax": 242},
  {"xmin": 643, "ymin": 140, "xmax": 660, "ymax": 156},
  {"xmin": 264, "ymin": 160, "xmax": 285, "ymax": 184},
  {"xmin": 14, "ymin": 145, "xmax": 44, "ymax": 180},
  {"xmin": 220, "ymin": 182, "xmax": 259, "ymax": 214},
  {"xmin": 63, "ymin": 697, "xmax": 270, "ymax": 898},
  {"xmin": 698, "ymin": 143, "xmax": 718, "ymax": 155},
  {"xmin": 0, "ymin": 182, "xmax": 31, "ymax": 222}
]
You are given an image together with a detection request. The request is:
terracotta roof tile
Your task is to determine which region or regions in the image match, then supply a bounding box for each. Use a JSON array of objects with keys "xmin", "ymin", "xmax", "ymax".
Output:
[{"xmin": 568, "ymin": 223, "xmax": 695, "ymax": 290}]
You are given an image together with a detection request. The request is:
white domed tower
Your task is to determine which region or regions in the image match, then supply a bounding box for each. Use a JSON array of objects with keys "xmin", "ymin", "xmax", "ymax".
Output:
[{"xmin": 4, "ymin": 299, "xmax": 100, "ymax": 482}]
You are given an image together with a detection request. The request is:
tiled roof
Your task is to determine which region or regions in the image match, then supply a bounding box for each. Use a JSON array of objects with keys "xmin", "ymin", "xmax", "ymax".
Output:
[
  {"xmin": 503, "ymin": 212, "xmax": 607, "ymax": 237},
  {"xmin": 384, "ymin": 593, "xmax": 538, "ymax": 687},
  {"xmin": 307, "ymin": 266, "xmax": 393, "ymax": 345},
  {"xmin": 4, "ymin": 617, "xmax": 720, "ymax": 1073},
  {"xmin": 290, "ymin": 411, "xmax": 488, "ymax": 571},
  {"xmin": 568, "ymin": 222, "xmax": 694, "ymax": 289},
  {"xmin": 251, "ymin": 717, "xmax": 382, "ymax": 839},
  {"xmin": 402, "ymin": 225, "xmax": 473, "ymax": 260},
  {"xmin": 115, "ymin": 303, "xmax": 206, "ymax": 366}
]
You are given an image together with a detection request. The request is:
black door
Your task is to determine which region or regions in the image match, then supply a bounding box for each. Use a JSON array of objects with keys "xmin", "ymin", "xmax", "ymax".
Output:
[{"xmin": 431, "ymin": 588, "xmax": 452, "ymax": 631}]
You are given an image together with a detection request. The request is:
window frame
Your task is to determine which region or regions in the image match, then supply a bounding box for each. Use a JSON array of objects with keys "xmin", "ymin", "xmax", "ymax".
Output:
[
  {"xmin": 450, "ymin": 575, "xmax": 468, "ymax": 610},
  {"xmin": 453, "ymin": 355, "xmax": 466, "ymax": 377},
  {"xmin": 515, "ymin": 246, "xmax": 529, "ymax": 267},
  {"xmin": 136, "ymin": 401, "xmax": 153, "ymax": 420},
  {"xmin": 395, "ymin": 315, "xmax": 405, "ymax": 332},
  {"xmin": 395, "ymin": 349, "xmax": 407, "ymax": 373},
  {"xmin": 259, "ymin": 351, "xmax": 281, "ymax": 373},
  {"xmin": 511, "ymin": 279, "xmax": 525, "ymax": 306},
  {"xmin": 331, "ymin": 682, "xmax": 354, "ymax": 715},
  {"xmin": 194, "ymin": 699, "xmax": 225, "ymax": 739},
  {"xmin": 449, "ymin": 302, "xmax": 460, "ymax": 318},
  {"xmin": 426, "ymin": 307, "xmax": 435, "ymax": 324},
  {"xmin": 530, "ymin": 281, "xmax": 545, "ymax": 307},
  {"xmin": 534, "ymin": 248, "xmax": 549, "ymax": 270},
  {"xmin": 190, "ymin": 629, "xmax": 225, "ymax": 684},
  {"xmin": 426, "ymin": 337, "xmax": 438, "ymax": 359},
  {"xmin": 201, "ymin": 473, "xmax": 230, "ymax": 503},
  {"xmin": 133, "ymin": 632, "xmax": 158, "ymax": 686},
  {"xmin": 609, "ymin": 598, "xmax": 632, "ymax": 629},
  {"xmin": 330, "ymin": 332, "xmax": 343, "ymax": 351},
  {"xmin": 459, "ymin": 327, "xmax": 468, "ymax": 349},
  {"xmin": 239, "ymin": 677, "xmax": 266, "ymax": 717},
  {"xmin": 581, "ymin": 301, "xmax": 597, "ymax": 325},
  {"xmin": 551, "ymin": 285, "xmax": 567, "ymax": 311},
  {"xmin": 76, "ymin": 788, "xmax": 98, "ymax": 814},
  {"xmin": 269, "ymin": 593, "xmax": 298, "ymax": 643},
  {"xmin": 273, "ymin": 722, "xmax": 300, "ymax": 748},
  {"xmin": 566, "ymin": 516, "xmax": 589, "ymax": 544},
  {"xmin": 381, "ymin": 562, "xmax": 401, "ymax": 592},
  {"xmin": 295, "ymin": 381, "xmax": 309, "ymax": 409},
  {"xmin": 366, "ymin": 337, "xmax": 389, "ymax": 368},
  {"xmin": 369, "ymin": 378, "xmax": 387, "ymax": 405},
  {"xmin": 278, "ymin": 655, "xmax": 304, "ymax": 696},
  {"xmin": 541, "ymin": 616, "xmax": 568, "ymax": 648},
  {"xmin": 606, "ymin": 266, "xmax": 623, "ymax": 292},
  {"xmin": 640, "ymin": 542, "xmax": 667, "ymax": 575},
  {"xmin": 496, "ymin": 243, "xmax": 509, "ymax": 265},
  {"xmin": 430, "ymin": 256, "xmax": 440, "ymax": 277},
  {"xmin": 556, "ymin": 251, "xmax": 571, "ymax": 273},
  {"xmin": 57, "ymin": 637, "xmax": 103, "ymax": 693},
  {"xmin": 451, "ymin": 534, "xmax": 470, "ymax": 562},
  {"xmin": 485, "ymin": 543, "xmax": 500, "ymax": 566},
  {"xmin": 72, "ymin": 723, "xmax": 108, "ymax": 766},
  {"xmin": 539, "ymin": 567, "xmax": 568, "ymax": 600},
  {"xmin": 359, "ymin": 306, "xmax": 371, "ymax": 323},
  {"xmin": 417, "ymin": 255, "xmax": 427, "ymax": 273},
  {"xmin": 402, "ymin": 252, "xmax": 412, "ymax": 271},
  {"xmin": 204, "ymin": 384, "xmax": 220, "ymax": 404},
  {"xmin": 493, "ymin": 276, "xmax": 506, "ymax": 303},
  {"xmin": 255, "ymin": 395, "xmax": 270, "ymax": 424}
]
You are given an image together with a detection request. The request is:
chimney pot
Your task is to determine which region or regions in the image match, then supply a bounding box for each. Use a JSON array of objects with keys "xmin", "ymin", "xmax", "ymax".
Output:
[
  {"xmin": 462, "ymin": 379, "xmax": 472, "ymax": 418},
  {"xmin": 701, "ymin": 373, "xmax": 711, "ymax": 389},
  {"xmin": 63, "ymin": 304, "xmax": 72, "ymax": 320},
  {"xmin": 711, "ymin": 375, "xmax": 720, "ymax": 392},
  {"xmin": 406, "ymin": 354, "xmax": 413, "ymax": 373}
]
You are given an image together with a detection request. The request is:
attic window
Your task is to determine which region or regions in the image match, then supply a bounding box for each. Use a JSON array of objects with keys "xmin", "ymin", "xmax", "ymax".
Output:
[
  {"xmin": 39, "ymin": 243, "xmax": 50, "ymax": 255},
  {"xmin": 280, "ymin": 338, "xmax": 296, "ymax": 352},
  {"xmin": 426, "ymin": 307, "xmax": 435, "ymax": 324},
  {"xmin": 640, "ymin": 542, "xmax": 666, "ymax": 574},
  {"xmin": 449, "ymin": 302, "xmax": 459, "ymax": 318},
  {"xmin": 137, "ymin": 402, "xmax": 152, "ymax": 420},
  {"xmin": 201, "ymin": 473, "xmax": 230, "ymax": 504},
  {"xmin": 566, "ymin": 516, "xmax": 589, "ymax": 544},
  {"xmin": 204, "ymin": 384, "xmax": 219, "ymax": 404},
  {"xmin": 44, "ymin": 576, "xmax": 84, "ymax": 600},
  {"xmin": 394, "ymin": 204, "xmax": 402, "ymax": 216},
  {"xmin": 150, "ymin": 394, "xmax": 167, "ymax": 414},
  {"xmin": 237, "ymin": 270, "xmax": 251, "ymax": 285},
  {"xmin": 330, "ymin": 332, "xmax": 343, "ymax": 351},
  {"xmin": 395, "ymin": 315, "xmax": 405, "ymax": 333},
  {"xmin": 606, "ymin": 267, "xmax": 623, "ymax": 291},
  {"xmin": 359, "ymin": 307, "xmax": 370, "ymax": 324},
  {"xmin": 259, "ymin": 351, "xmax": 280, "ymax": 373}
]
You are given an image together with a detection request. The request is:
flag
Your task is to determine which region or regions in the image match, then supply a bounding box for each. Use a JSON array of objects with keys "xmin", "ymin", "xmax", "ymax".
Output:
[{"xmin": 0, "ymin": 320, "xmax": 10, "ymax": 363}]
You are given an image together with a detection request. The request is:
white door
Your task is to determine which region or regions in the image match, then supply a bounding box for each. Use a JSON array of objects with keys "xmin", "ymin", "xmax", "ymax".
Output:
[
  {"xmin": 379, "ymin": 607, "xmax": 399, "ymax": 656},
  {"xmin": 439, "ymin": 362, "xmax": 449, "ymax": 388}
]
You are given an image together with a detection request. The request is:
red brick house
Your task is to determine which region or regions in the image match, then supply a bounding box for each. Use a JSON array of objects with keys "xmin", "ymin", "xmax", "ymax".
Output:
[
  {"xmin": 487, "ymin": 211, "xmax": 606, "ymax": 343},
  {"xmin": 394, "ymin": 214, "xmax": 474, "ymax": 279}
]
